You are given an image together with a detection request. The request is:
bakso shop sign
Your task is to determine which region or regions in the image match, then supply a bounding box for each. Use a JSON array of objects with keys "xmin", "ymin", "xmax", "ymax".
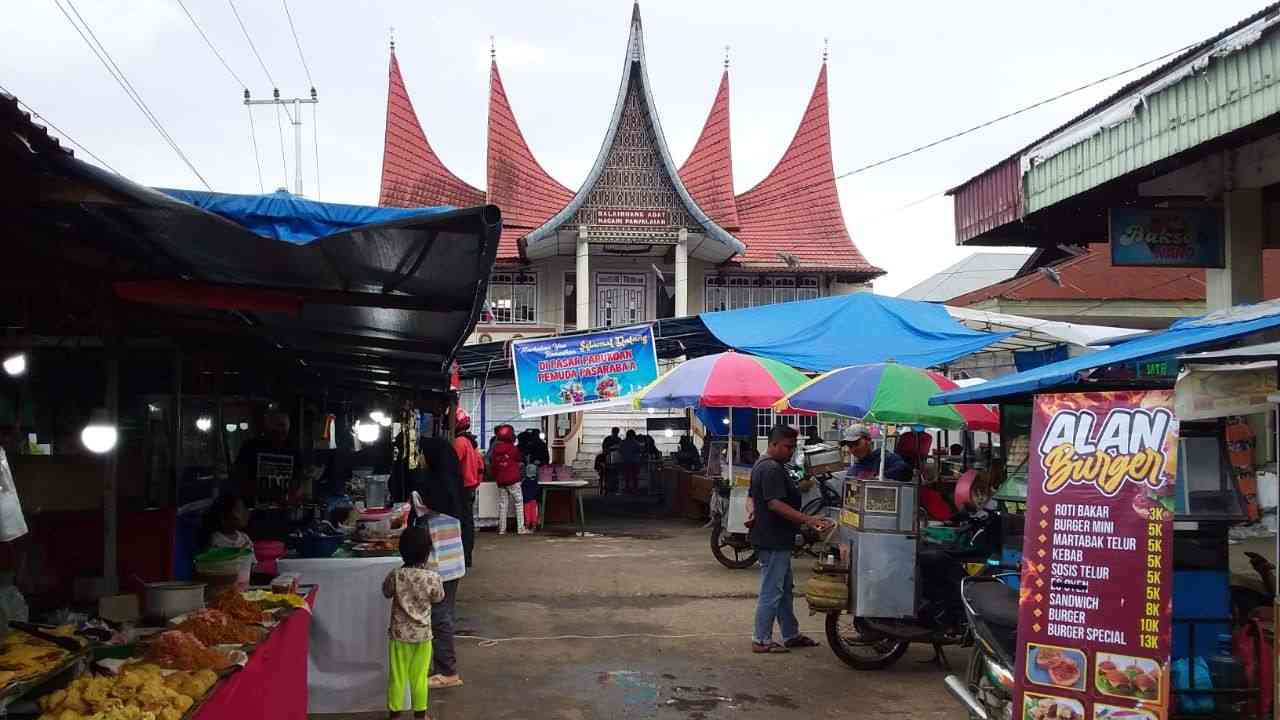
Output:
[
  {"xmin": 1109, "ymin": 207, "xmax": 1224, "ymax": 268},
  {"xmin": 1014, "ymin": 390, "xmax": 1179, "ymax": 720}
]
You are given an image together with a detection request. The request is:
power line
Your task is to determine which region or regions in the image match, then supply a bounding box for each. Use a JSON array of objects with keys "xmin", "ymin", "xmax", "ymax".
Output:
[
  {"xmin": 312, "ymin": 102, "xmax": 321, "ymax": 200},
  {"xmin": 832, "ymin": 40, "xmax": 1202, "ymax": 181},
  {"xmin": 274, "ymin": 103, "xmax": 289, "ymax": 188},
  {"xmin": 281, "ymin": 0, "xmax": 314, "ymax": 87},
  {"xmin": 0, "ymin": 83, "xmax": 119, "ymax": 174},
  {"xmin": 174, "ymin": 0, "xmax": 246, "ymax": 89},
  {"xmin": 245, "ymin": 104, "xmax": 265, "ymax": 192},
  {"xmin": 227, "ymin": 0, "xmax": 292, "ymax": 123},
  {"xmin": 733, "ymin": 37, "xmax": 1204, "ymax": 214},
  {"xmin": 53, "ymin": 0, "xmax": 211, "ymax": 189},
  {"xmin": 228, "ymin": 0, "xmax": 278, "ymax": 88}
]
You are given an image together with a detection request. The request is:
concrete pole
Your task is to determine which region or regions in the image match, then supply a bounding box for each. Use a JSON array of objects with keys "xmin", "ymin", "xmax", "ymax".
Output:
[
  {"xmin": 576, "ymin": 228, "xmax": 591, "ymax": 330},
  {"xmin": 1206, "ymin": 189, "xmax": 1264, "ymax": 311},
  {"xmin": 675, "ymin": 229, "xmax": 689, "ymax": 318}
]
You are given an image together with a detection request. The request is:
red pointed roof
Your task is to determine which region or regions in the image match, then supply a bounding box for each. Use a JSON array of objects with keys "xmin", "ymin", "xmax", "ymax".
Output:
[
  {"xmin": 487, "ymin": 59, "xmax": 573, "ymax": 260},
  {"xmin": 379, "ymin": 50, "xmax": 484, "ymax": 209},
  {"xmin": 733, "ymin": 64, "xmax": 882, "ymax": 276},
  {"xmin": 678, "ymin": 70, "xmax": 739, "ymax": 230}
]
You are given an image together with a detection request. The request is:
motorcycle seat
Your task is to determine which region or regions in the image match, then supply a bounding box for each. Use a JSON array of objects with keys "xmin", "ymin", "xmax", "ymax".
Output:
[{"xmin": 963, "ymin": 580, "xmax": 1019, "ymax": 630}]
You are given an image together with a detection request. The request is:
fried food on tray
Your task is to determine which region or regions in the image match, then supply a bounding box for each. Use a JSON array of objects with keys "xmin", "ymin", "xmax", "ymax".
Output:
[
  {"xmin": 0, "ymin": 627, "xmax": 74, "ymax": 690},
  {"xmin": 143, "ymin": 631, "xmax": 232, "ymax": 672},
  {"xmin": 173, "ymin": 609, "xmax": 259, "ymax": 646},
  {"xmin": 36, "ymin": 662, "xmax": 202, "ymax": 720},
  {"xmin": 242, "ymin": 590, "xmax": 307, "ymax": 611},
  {"xmin": 208, "ymin": 589, "xmax": 266, "ymax": 624}
]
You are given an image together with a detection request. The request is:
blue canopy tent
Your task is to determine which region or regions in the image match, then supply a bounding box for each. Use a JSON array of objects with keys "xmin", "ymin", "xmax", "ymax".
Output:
[
  {"xmin": 929, "ymin": 298, "xmax": 1280, "ymax": 406},
  {"xmin": 697, "ymin": 293, "xmax": 1016, "ymax": 371}
]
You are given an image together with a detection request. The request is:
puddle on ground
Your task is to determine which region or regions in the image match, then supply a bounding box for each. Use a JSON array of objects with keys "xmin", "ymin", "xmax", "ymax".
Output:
[{"xmin": 663, "ymin": 684, "xmax": 797, "ymax": 717}]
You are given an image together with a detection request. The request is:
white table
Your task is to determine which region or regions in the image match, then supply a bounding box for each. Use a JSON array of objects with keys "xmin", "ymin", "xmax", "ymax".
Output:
[
  {"xmin": 276, "ymin": 555, "xmax": 401, "ymax": 713},
  {"xmin": 539, "ymin": 480, "xmax": 590, "ymax": 536}
]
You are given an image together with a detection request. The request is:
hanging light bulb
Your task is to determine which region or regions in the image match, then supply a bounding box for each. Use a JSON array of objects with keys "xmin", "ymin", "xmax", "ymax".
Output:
[
  {"xmin": 80, "ymin": 408, "xmax": 118, "ymax": 454},
  {"xmin": 369, "ymin": 410, "xmax": 386, "ymax": 424},
  {"xmin": 225, "ymin": 423, "xmax": 238, "ymax": 433},
  {"xmin": 664, "ymin": 428, "xmax": 674, "ymax": 438},
  {"xmin": 239, "ymin": 422, "xmax": 249, "ymax": 431},
  {"xmin": 356, "ymin": 422, "xmax": 380, "ymax": 443},
  {"xmin": 195, "ymin": 416, "xmax": 213, "ymax": 432},
  {"xmin": 722, "ymin": 417, "xmax": 730, "ymax": 425},
  {"xmin": 3, "ymin": 353, "xmax": 26, "ymax": 377},
  {"xmin": 377, "ymin": 415, "xmax": 392, "ymax": 428}
]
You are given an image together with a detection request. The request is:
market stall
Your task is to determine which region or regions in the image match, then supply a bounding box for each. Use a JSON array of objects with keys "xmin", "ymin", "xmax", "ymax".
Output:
[
  {"xmin": 931, "ymin": 302, "xmax": 1280, "ymax": 719},
  {"xmin": 0, "ymin": 91, "xmax": 501, "ymax": 718}
]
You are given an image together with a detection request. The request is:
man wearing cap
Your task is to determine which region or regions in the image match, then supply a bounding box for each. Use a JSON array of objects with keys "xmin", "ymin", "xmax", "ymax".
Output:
[
  {"xmin": 841, "ymin": 424, "xmax": 911, "ymax": 482},
  {"xmin": 749, "ymin": 425, "xmax": 834, "ymax": 654}
]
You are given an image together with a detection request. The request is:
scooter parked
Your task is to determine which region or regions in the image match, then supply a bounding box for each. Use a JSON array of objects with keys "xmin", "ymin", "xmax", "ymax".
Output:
[
  {"xmin": 943, "ymin": 573, "xmax": 1019, "ymax": 720},
  {"xmin": 709, "ymin": 466, "xmax": 841, "ymax": 569}
]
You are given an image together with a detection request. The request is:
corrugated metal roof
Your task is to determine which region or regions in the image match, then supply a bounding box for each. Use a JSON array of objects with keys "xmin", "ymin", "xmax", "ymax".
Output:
[
  {"xmin": 949, "ymin": 3, "xmax": 1280, "ymax": 244},
  {"xmin": 897, "ymin": 251, "xmax": 1031, "ymax": 301},
  {"xmin": 950, "ymin": 158, "xmax": 1023, "ymax": 245},
  {"xmin": 1026, "ymin": 24, "xmax": 1280, "ymax": 212}
]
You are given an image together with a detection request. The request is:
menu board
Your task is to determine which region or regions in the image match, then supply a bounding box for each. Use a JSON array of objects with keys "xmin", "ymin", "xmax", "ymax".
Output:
[{"xmin": 1015, "ymin": 391, "xmax": 1178, "ymax": 720}]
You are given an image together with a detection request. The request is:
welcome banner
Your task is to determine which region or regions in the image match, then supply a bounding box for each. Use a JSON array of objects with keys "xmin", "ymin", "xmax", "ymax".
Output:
[{"xmin": 511, "ymin": 325, "xmax": 659, "ymax": 418}]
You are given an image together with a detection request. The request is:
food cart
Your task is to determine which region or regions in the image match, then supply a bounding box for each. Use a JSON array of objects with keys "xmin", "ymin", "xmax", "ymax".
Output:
[{"xmin": 931, "ymin": 306, "xmax": 1280, "ymax": 719}]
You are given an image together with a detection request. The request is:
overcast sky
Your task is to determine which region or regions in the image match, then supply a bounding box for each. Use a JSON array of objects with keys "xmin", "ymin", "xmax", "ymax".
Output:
[{"xmin": 4, "ymin": 0, "xmax": 1267, "ymax": 294}]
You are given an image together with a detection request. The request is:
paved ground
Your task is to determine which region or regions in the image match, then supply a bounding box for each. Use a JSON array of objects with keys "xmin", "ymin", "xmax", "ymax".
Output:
[{"xmin": 319, "ymin": 500, "xmax": 965, "ymax": 719}]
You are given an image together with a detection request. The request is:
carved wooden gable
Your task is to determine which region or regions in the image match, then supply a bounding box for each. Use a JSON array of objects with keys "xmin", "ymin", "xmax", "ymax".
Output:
[{"xmin": 572, "ymin": 71, "xmax": 695, "ymax": 243}]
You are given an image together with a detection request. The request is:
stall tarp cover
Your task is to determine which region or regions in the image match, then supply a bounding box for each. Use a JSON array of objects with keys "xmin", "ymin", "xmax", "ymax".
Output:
[{"xmin": 699, "ymin": 294, "xmax": 1013, "ymax": 372}]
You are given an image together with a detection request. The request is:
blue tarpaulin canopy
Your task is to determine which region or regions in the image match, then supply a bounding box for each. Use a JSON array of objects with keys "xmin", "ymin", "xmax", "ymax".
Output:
[
  {"xmin": 698, "ymin": 294, "xmax": 1014, "ymax": 372},
  {"xmin": 930, "ymin": 298, "xmax": 1280, "ymax": 406},
  {"xmin": 159, "ymin": 189, "xmax": 454, "ymax": 244}
]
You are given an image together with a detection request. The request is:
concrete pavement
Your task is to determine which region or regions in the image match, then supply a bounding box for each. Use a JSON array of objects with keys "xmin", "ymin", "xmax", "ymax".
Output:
[{"xmin": 318, "ymin": 508, "xmax": 963, "ymax": 719}]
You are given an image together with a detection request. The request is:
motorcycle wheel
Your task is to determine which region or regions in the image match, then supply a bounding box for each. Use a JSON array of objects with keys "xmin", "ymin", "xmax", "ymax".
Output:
[
  {"xmin": 824, "ymin": 613, "xmax": 910, "ymax": 670},
  {"xmin": 710, "ymin": 526, "xmax": 758, "ymax": 569},
  {"xmin": 963, "ymin": 645, "xmax": 1012, "ymax": 720}
]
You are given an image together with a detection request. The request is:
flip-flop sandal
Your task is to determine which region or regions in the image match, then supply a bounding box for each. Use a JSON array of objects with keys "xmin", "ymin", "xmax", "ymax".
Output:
[
  {"xmin": 783, "ymin": 635, "xmax": 821, "ymax": 648},
  {"xmin": 429, "ymin": 675, "xmax": 465, "ymax": 689},
  {"xmin": 751, "ymin": 642, "xmax": 790, "ymax": 654}
]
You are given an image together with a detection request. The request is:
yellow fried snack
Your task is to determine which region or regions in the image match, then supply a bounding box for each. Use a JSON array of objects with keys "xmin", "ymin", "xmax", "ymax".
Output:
[{"xmin": 37, "ymin": 665, "xmax": 207, "ymax": 720}]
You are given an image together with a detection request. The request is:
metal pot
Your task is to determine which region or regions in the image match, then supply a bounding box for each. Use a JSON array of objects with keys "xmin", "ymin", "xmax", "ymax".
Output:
[{"xmin": 143, "ymin": 581, "xmax": 206, "ymax": 621}]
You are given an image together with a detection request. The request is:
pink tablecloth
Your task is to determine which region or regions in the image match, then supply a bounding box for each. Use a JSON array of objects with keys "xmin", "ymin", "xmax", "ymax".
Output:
[{"xmin": 192, "ymin": 590, "xmax": 316, "ymax": 720}]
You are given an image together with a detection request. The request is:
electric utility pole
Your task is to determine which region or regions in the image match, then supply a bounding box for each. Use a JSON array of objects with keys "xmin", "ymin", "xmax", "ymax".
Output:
[{"xmin": 244, "ymin": 87, "xmax": 318, "ymax": 196}]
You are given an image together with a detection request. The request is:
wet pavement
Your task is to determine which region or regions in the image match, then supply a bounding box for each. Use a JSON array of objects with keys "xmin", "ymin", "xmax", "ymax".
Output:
[{"xmin": 316, "ymin": 503, "xmax": 963, "ymax": 719}]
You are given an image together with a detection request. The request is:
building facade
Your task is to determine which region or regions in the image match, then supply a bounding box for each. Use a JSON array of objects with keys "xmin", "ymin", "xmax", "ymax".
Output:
[{"xmin": 379, "ymin": 4, "xmax": 882, "ymax": 345}]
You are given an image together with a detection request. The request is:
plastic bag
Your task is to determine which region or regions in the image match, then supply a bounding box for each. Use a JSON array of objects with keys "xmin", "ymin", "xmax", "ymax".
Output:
[
  {"xmin": 1172, "ymin": 657, "xmax": 1215, "ymax": 715},
  {"xmin": 0, "ymin": 449, "xmax": 28, "ymax": 542}
]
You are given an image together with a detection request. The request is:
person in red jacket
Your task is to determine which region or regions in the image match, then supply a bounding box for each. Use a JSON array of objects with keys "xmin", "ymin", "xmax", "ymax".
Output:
[
  {"xmin": 489, "ymin": 425, "xmax": 527, "ymax": 535},
  {"xmin": 452, "ymin": 409, "xmax": 481, "ymax": 566}
]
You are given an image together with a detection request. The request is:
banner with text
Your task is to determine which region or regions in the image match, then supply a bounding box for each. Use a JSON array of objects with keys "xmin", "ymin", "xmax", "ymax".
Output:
[
  {"xmin": 511, "ymin": 325, "xmax": 659, "ymax": 418},
  {"xmin": 1015, "ymin": 390, "xmax": 1179, "ymax": 720}
]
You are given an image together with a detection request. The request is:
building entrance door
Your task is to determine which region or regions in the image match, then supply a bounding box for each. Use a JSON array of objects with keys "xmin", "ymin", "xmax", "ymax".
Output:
[{"xmin": 596, "ymin": 273, "xmax": 646, "ymax": 327}]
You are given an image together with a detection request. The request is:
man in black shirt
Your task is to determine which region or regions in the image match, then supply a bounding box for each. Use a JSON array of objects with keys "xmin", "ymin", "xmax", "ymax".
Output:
[{"xmin": 749, "ymin": 425, "xmax": 833, "ymax": 653}]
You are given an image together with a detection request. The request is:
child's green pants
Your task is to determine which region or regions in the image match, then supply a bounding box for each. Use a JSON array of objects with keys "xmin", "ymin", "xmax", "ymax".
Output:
[{"xmin": 388, "ymin": 639, "xmax": 433, "ymax": 712}]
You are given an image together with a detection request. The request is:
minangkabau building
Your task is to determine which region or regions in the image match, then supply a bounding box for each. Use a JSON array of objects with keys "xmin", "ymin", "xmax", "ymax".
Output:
[{"xmin": 378, "ymin": 3, "xmax": 882, "ymax": 345}]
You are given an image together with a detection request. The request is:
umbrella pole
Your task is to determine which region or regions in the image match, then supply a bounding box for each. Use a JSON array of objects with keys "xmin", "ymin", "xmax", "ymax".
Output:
[
  {"xmin": 878, "ymin": 424, "xmax": 887, "ymax": 481},
  {"xmin": 729, "ymin": 406, "xmax": 735, "ymax": 473}
]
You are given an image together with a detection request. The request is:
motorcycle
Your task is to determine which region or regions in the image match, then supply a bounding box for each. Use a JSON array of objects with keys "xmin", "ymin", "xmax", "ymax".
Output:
[
  {"xmin": 824, "ymin": 509, "xmax": 1002, "ymax": 670},
  {"xmin": 944, "ymin": 573, "xmax": 1019, "ymax": 720},
  {"xmin": 709, "ymin": 465, "xmax": 841, "ymax": 570}
]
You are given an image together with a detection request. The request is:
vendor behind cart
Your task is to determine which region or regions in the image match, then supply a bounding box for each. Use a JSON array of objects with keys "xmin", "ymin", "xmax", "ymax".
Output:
[
  {"xmin": 841, "ymin": 424, "xmax": 909, "ymax": 481},
  {"xmin": 234, "ymin": 408, "xmax": 303, "ymax": 506}
]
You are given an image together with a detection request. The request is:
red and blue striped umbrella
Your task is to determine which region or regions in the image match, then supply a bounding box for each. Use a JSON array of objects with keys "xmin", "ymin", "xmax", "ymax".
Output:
[
  {"xmin": 634, "ymin": 351, "xmax": 810, "ymax": 409},
  {"xmin": 775, "ymin": 362, "xmax": 999, "ymax": 431}
]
